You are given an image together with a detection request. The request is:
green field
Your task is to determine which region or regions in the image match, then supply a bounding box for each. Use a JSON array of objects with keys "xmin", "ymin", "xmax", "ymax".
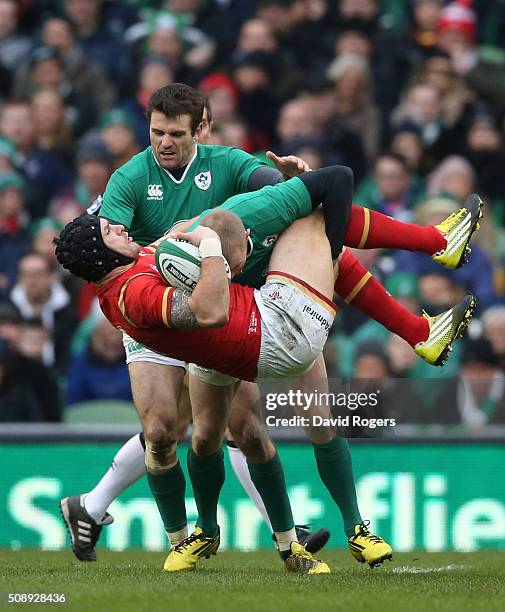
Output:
[{"xmin": 1, "ymin": 549, "xmax": 504, "ymax": 612}]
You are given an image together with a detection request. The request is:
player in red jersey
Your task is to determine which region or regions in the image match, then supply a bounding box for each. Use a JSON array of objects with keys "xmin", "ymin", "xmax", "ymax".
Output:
[{"xmin": 56, "ymin": 165, "xmax": 476, "ymax": 573}]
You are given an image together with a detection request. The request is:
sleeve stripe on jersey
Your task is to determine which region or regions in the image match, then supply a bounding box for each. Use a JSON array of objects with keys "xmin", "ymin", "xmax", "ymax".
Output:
[
  {"xmin": 118, "ymin": 272, "xmax": 159, "ymax": 328},
  {"xmin": 161, "ymin": 286, "xmax": 173, "ymax": 328}
]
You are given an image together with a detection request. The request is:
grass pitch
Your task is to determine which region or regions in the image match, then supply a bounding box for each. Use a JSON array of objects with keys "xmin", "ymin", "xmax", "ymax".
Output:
[{"xmin": 1, "ymin": 549, "xmax": 504, "ymax": 612}]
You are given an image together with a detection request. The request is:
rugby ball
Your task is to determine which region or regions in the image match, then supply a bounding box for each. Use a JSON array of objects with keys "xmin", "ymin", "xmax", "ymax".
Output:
[{"xmin": 156, "ymin": 237, "xmax": 231, "ymax": 292}]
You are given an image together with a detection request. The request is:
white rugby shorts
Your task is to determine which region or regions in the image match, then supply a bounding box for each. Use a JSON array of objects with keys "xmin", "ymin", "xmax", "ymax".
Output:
[
  {"xmin": 254, "ymin": 272, "xmax": 336, "ymax": 379},
  {"xmin": 122, "ymin": 332, "xmax": 187, "ymax": 369}
]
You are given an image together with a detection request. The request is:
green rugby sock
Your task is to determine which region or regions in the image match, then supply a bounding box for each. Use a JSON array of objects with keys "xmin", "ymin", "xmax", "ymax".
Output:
[
  {"xmin": 147, "ymin": 461, "xmax": 187, "ymax": 534},
  {"xmin": 187, "ymin": 447, "xmax": 225, "ymax": 537},
  {"xmin": 247, "ymin": 452, "xmax": 294, "ymax": 534},
  {"xmin": 313, "ymin": 437, "xmax": 362, "ymax": 538}
]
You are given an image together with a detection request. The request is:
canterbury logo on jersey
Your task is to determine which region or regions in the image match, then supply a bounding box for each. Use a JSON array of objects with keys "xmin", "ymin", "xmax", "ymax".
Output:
[
  {"xmin": 147, "ymin": 184, "xmax": 163, "ymax": 200},
  {"xmin": 194, "ymin": 171, "xmax": 211, "ymax": 190}
]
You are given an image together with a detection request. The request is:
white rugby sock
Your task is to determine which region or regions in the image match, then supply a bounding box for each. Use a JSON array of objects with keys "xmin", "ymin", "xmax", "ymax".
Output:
[
  {"xmin": 227, "ymin": 443, "xmax": 272, "ymax": 532},
  {"xmin": 84, "ymin": 433, "xmax": 146, "ymax": 522}
]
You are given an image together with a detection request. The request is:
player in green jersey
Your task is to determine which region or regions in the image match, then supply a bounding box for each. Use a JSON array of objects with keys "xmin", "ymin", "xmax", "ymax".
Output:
[
  {"xmin": 60, "ymin": 82, "xmax": 479, "ymax": 571},
  {"xmin": 60, "ymin": 83, "xmax": 331, "ymax": 572}
]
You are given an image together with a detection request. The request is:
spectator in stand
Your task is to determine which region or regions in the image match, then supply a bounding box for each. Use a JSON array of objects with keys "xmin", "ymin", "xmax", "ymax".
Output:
[
  {"xmin": 426, "ymin": 154, "xmax": 476, "ymax": 202},
  {"xmin": 50, "ymin": 135, "xmax": 113, "ymax": 227},
  {"xmin": 327, "ymin": 52, "xmax": 381, "ymax": 165},
  {"xmin": 232, "ymin": 51, "xmax": 279, "ymax": 144},
  {"xmin": 0, "ymin": 171, "xmax": 29, "ymax": 299},
  {"xmin": 276, "ymin": 96, "xmax": 323, "ymax": 149},
  {"xmin": 423, "ymin": 337, "xmax": 505, "ymax": 425},
  {"xmin": 199, "ymin": 72, "xmax": 240, "ymax": 125},
  {"xmin": 0, "ymin": 100, "xmax": 71, "ymax": 219},
  {"xmin": 63, "ymin": 0, "xmax": 131, "ymax": 91},
  {"xmin": 9, "ymin": 252, "xmax": 77, "ymax": 373},
  {"xmin": 39, "ymin": 16, "xmax": 115, "ymax": 130},
  {"xmin": 389, "ymin": 121, "xmax": 425, "ymax": 175},
  {"xmin": 0, "ymin": 301, "xmax": 61, "ymax": 422},
  {"xmin": 0, "ymin": 0, "xmax": 31, "ymax": 83},
  {"xmin": 30, "ymin": 87, "xmax": 74, "ymax": 166},
  {"xmin": 436, "ymin": 0, "xmax": 505, "ymax": 115},
  {"xmin": 120, "ymin": 56, "xmax": 174, "ymax": 148},
  {"xmin": 144, "ymin": 14, "xmax": 183, "ymax": 73},
  {"xmin": 16, "ymin": 317, "xmax": 48, "ymax": 363},
  {"xmin": 392, "ymin": 82, "xmax": 465, "ymax": 172},
  {"xmin": 335, "ymin": 0, "xmax": 407, "ymax": 116},
  {"xmin": 417, "ymin": 52, "xmax": 474, "ymax": 135},
  {"xmin": 482, "ymin": 306, "xmax": 505, "ymax": 371},
  {"xmin": 355, "ymin": 151, "xmax": 420, "ymax": 220},
  {"xmin": 0, "ymin": 136, "xmax": 19, "ymax": 171},
  {"xmin": 232, "ymin": 17, "xmax": 300, "ymax": 100},
  {"xmin": 30, "ymin": 216, "xmax": 82, "ymax": 305},
  {"xmin": 65, "ymin": 313, "xmax": 131, "ymax": 406},
  {"xmin": 12, "ymin": 45, "xmax": 109, "ymax": 136},
  {"xmin": 463, "ymin": 114, "xmax": 505, "ymax": 223},
  {"xmin": 408, "ymin": 0, "xmax": 444, "ymax": 59},
  {"xmin": 99, "ymin": 109, "xmax": 141, "ymax": 170}
]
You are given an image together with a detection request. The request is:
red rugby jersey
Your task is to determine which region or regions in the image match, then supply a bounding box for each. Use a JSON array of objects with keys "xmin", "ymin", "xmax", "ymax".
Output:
[{"xmin": 96, "ymin": 247, "xmax": 261, "ymax": 381}]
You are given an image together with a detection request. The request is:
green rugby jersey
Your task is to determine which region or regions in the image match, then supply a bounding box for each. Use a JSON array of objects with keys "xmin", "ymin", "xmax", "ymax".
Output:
[
  {"xmin": 194, "ymin": 177, "xmax": 312, "ymax": 288},
  {"xmin": 99, "ymin": 144, "xmax": 263, "ymax": 245}
]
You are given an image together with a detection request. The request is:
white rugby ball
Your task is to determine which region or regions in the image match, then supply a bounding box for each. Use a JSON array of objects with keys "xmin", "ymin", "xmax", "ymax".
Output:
[{"xmin": 156, "ymin": 237, "xmax": 231, "ymax": 292}]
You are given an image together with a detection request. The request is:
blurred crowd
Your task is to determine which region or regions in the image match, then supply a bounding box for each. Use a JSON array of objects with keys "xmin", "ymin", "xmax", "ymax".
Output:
[{"xmin": 0, "ymin": 0, "xmax": 504, "ymax": 429}]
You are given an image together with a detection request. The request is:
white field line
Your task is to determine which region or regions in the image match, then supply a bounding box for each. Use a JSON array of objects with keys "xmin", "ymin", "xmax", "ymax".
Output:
[{"xmin": 392, "ymin": 564, "xmax": 472, "ymax": 574}]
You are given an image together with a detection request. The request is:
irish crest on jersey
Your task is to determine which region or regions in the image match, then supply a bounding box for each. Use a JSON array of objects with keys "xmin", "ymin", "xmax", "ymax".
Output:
[{"xmin": 195, "ymin": 171, "xmax": 212, "ymax": 190}]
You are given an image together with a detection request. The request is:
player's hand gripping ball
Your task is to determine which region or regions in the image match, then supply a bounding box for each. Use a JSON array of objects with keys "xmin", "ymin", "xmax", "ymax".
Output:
[{"xmin": 156, "ymin": 237, "xmax": 231, "ymax": 292}]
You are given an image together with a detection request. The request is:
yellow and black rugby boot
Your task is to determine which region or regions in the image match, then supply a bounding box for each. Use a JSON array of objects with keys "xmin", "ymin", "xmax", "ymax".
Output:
[
  {"xmin": 284, "ymin": 541, "xmax": 330, "ymax": 574},
  {"xmin": 163, "ymin": 527, "xmax": 220, "ymax": 572},
  {"xmin": 432, "ymin": 193, "xmax": 483, "ymax": 269},
  {"xmin": 415, "ymin": 294, "xmax": 476, "ymax": 366},
  {"xmin": 348, "ymin": 522, "xmax": 393, "ymax": 568}
]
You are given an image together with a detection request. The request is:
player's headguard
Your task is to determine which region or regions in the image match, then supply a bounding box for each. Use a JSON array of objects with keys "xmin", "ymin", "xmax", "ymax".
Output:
[{"xmin": 54, "ymin": 214, "xmax": 135, "ymax": 282}]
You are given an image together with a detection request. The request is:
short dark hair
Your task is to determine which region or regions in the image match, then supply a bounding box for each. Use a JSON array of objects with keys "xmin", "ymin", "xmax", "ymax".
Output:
[
  {"xmin": 203, "ymin": 95, "xmax": 212, "ymax": 124},
  {"xmin": 146, "ymin": 83, "xmax": 205, "ymax": 134}
]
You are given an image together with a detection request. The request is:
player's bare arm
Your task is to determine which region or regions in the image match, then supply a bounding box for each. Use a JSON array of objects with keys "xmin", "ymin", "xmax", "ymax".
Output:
[
  {"xmin": 171, "ymin": 225, "xmax": 230, "ymax": 328},
  {"xmin": 170, "ymin": 288, "xmax": 200, "ymax": 329}
]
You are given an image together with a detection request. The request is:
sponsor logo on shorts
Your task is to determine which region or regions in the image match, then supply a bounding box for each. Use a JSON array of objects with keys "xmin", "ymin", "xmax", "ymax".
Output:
[
  {"xmin": 267, "ymin": 289, "xmax": 282, "ymax": 301},
  {"xmin": 195, "ymin": 171, "xmax": 212, "ymax": 190},
  {"xmin": 248, "ymin": 310, "xmax": 258, "ymax": 334},
  {"xmin": 302, "ymin": 304, "xmax": 332, "ymax": 332},
  {"xmin": 147, "ymin": 184, "xmax": 163, "ymax": 200}
]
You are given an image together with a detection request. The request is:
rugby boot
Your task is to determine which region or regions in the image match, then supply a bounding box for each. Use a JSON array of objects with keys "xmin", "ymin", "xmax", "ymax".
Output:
[
  {"xmin": 60, "ymin": 495, "xmax": 113, "ymax": 561},
  {"xmin": 432, "ymin": 194, "xmax": 483, "ymax": 269},
  {"xmin": 415, "ymin": 295, "xmax": 476, "ymax": 366},
  {"xmin": 348, "ymin": 521, "xmax": 393, "ymax": 568},
  {"xmin": 163, "ymin": 527, "xmax": 220, "ymax": 572},
  {"xmin": 284, "ymin": 541, "xmax": 330, "ymax": 574}
]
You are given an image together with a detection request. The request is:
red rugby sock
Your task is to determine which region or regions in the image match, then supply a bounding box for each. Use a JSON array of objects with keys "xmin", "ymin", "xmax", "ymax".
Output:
[
  {"xmin": 344, "ymin": 205, "xmax": 446, "ymax": 255},
  {"xmin": 335, "ymin": 250, "xmax": 429, "ymax": 347}
]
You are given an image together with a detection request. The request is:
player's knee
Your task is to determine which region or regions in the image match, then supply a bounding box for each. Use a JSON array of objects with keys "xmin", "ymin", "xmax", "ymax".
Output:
[
  {"xmin": 192, "ymin": 430, "xmax": 221, "ymax": 457},
  {"xmin": 229, "ymin": 415, "xmax": 273, "ymax": 462},
  {"xmin": 305, "ymin": 425, "xmax": 337, "ymax": 445},
  {"xmin": 144, "ymin": 438, "xmax": 178, "ymax": 475},
  {"xmin": 144, "ymin": 418, "xmax": 176, "ymax": 445}
]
